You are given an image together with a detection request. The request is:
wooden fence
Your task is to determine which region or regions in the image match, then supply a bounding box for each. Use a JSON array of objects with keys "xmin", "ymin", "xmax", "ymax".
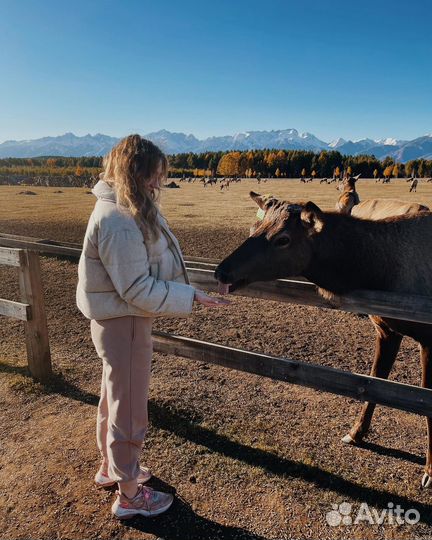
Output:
[
  {"xmin": 1, "ymin": 232, "xmax": 432, "ymax": 416},
  {"xmin": 0, "ymin": 246, "xmax": 52, "ymax": 381}
]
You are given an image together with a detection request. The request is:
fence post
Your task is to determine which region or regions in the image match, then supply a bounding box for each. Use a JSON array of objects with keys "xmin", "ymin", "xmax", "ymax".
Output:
[{"xmin": 17, "ymin": 249, "xmax": 52, "ymax": 382}]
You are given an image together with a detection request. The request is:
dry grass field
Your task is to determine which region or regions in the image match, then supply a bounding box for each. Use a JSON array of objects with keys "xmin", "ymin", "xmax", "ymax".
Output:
[
  {"xmin": 1, "ymin": 179, "xmax": 432, "ymax": 246},
  {"xmin": 1, "ymin": 178, "xmax": 432, "ymax": 540}
]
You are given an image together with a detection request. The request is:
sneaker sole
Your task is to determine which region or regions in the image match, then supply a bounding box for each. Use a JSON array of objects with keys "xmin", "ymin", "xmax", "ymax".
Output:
[
  {"xmin": 95, "ymin": 474, "xmax": 152, "ymax": 490},
  {"xmin": 113, "ymin": 500, "xmax": 174, "ymax": 520}
]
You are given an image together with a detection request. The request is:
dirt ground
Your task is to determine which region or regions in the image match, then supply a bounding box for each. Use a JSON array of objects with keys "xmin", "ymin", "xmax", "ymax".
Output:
[{"xmin": 1, "ymin": 179, "xmax": 432, "ymax": 540}]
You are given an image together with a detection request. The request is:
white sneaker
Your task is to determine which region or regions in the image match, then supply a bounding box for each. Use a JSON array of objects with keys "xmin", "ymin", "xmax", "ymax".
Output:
[
  {"xmin": 112, "ymin": 484, "xmax": 174, "ymax": 519},
  {"xmin": 94, "ymin": 465, "xmax": 152, "ymax": 489}
]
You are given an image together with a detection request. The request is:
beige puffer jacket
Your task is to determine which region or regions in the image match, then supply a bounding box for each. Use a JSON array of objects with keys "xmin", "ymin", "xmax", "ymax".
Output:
[{"xmin": 76, "ymin": 179, "xmax": 195, "ymax": 320}]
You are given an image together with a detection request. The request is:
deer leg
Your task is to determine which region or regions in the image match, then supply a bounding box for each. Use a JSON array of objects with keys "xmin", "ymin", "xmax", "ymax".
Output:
[
  {"xmin": 342, "ymin": 329, "xmax": 402, "ymax": 445},
  {"xmin": 420, "ymin": 343, "xmax": 432, "ymax": 488}
]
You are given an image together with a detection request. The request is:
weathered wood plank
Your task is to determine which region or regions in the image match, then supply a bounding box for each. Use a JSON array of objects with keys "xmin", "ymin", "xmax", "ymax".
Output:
[
  {"xmin": 183, "ymin": 255, "xmax": 220, "ymax": 264},
  {"xmin": 17, "ymin": 250, "xmax": 52, "ymax": 382},
  {"xmin": 187, "ymin": 268, "xmax": 432, "ymax": 325},
  {"xmin": 152, "ymin": 331, "xmax": 432, "ymax": 417},
  {"xmin": 0, "ymin": 298, "xmax": 31, "ymax": 321},
  {"xmin": 1, "ymin": 233, "xmax": 432, "ymax": 324},
  {"xmin": 0, "ymin": 232, "xmax": 50, "ymax": 242},
  {"xmin": 0, "ymin": 237, "xmax": 81, "ymax": 258},
  {"xmin": 0, "ymin": 246, "xmax": 21, "ymax": 267}
]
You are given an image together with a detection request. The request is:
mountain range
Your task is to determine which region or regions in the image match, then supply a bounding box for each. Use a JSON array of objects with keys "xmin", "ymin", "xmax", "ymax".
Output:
[{"xmin": 1, "ymin": 129, "xmax": 431, "ymax": 162}]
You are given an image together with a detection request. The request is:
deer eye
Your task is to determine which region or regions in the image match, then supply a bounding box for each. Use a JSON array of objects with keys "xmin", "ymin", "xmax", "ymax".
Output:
[{"xmin": 273, "ymin": 235, "xmax": 290, "ymax": 247}]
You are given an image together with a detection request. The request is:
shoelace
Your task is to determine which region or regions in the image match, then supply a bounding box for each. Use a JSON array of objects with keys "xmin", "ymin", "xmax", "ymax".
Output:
[{"xmin": 117, "ymin": 484, "xmax": 153, "ymax": 502}]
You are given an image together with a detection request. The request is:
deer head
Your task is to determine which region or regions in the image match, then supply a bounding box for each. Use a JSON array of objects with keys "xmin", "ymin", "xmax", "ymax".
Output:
[{"xmin": 215, "ymin": 192, "xmax": 325, "ymax": 293}]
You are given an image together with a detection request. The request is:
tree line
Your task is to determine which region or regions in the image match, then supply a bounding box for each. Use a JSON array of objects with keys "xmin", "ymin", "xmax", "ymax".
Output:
[
  {"xmin": 169, "ymin": 150, "xmax": 432, "ymax": 178},
  {"xmin": 1, "ymin": 151, "xmax": 432, "ymax": 179}
]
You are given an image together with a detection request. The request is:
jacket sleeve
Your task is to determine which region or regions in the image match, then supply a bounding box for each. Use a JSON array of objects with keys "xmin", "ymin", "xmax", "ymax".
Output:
[{"xmin": 97, "ymin": 228, "xmax": 195, "ymax": 316}]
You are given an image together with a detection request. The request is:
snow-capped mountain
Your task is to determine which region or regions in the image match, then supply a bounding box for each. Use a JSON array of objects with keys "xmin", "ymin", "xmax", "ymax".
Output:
[
  {"xmin": 144, "ymin": 129, "xmax": 200, "ymax": 154},
  {"xmin": 329, "ymin": 137, "xmax": 347, "ymax": 148},
  {"xmin": 375, "ymin": 137, "xmax": 405, "ymax": 146},
  {"xmin": 0, "ymin": 130, "xmax": 431, "ymax": 162},
  {"xmin": 207, "ymin": 129, "xmax": 328, "ymax": 152},
  {"xmin": 390, "ymin": 136, "xmax": 432, "ymax": 162},
  {"xmin": 0, "ymin": 132, "xmax": 119, "ymax": 159},
  {"xmin": 327, "ymin": 136, "xmax": 431, "ymax": 161}
]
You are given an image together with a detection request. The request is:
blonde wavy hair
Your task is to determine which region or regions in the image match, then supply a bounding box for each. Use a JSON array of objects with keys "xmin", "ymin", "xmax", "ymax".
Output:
[{"xmin": 102, "ymin": 134, "xmax": 168, "ymax": 240}]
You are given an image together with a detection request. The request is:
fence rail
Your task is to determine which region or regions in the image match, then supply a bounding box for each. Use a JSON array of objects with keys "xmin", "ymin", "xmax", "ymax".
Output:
[
  {"xmin": 1, "ymin": 232, "xmax": 431, "ymax": 416},
  {"xmin": 153, "ymin": 331, "xmax": 432, "ymax": 417},
  {"xmin": 0, "ymin": 298, "xmax": 31, "ymax": 321},
  {"xmin": 1, "ymin": 232, "xmax": 431, "ymax": 324}
]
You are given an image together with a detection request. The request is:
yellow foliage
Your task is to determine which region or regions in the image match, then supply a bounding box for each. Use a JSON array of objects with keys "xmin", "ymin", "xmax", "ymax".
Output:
[{"xmin": 217, "ymin": 152, "xmax": 246, "ymax": 176}]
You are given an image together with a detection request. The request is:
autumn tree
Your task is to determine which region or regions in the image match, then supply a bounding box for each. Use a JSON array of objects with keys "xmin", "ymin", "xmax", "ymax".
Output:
[
  {"xmin": 217, "ymin": 152, "xmax": 246, "ymax": 176},
  {"xmin": 207, "ymin": 157, "xmax": 216, "ymax": 175},
  {"xmin": 383, "ymin": 165, "xmax": 393, "ymax": 179},
  {"xmin": 418, "ymin": 160, "xmax": 426, "ymax": 177},
  {"xmin": 405, "ymin": 161, "xmax": 416, "ymax": 177},
  {"xmin": 187, "ymin": 153, "xmax": 196, "ymax": 168},
  {"xmin": 265, "ymin": 151, "xmax": 278, "ymax": 175},
  {"xmin": 246, "ymin": 151, "xmax": 255, "ymax": 168}
]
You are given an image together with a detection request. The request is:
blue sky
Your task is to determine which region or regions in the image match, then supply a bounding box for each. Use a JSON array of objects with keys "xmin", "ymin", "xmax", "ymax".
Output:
[{"xmin": 1, "ymin": 0, "xmax": 431, "ymax": 143}]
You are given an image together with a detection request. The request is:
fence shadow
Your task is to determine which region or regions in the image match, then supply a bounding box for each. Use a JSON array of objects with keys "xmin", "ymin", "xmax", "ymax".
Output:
[
  {"xmin": 148, "ymin": 401, "xmax": 432, "ymax": 526},
  {"xmin": 2, "ymin": 360, "xmax": 432, "ymax": 528},
  {"xmin": 0, "ymin": 360, "xmax": 98, "ymax": 406},
  {"xmin": 359, "ymin": 440, "xmax": 424, "ymax": 466}
]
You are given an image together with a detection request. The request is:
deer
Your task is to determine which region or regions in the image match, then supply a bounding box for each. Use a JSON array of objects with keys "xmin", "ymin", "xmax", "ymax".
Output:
[
  {"xmin": 410, "ymin": 178, "xmax": 419, "ymax": 193},
  {"xmin": 335, "ymin": 174, "xmax": 361, "ymax": 214},
  {"xmin": 215, "ymin": 191, "xmax": 432, "ymax": 488}
]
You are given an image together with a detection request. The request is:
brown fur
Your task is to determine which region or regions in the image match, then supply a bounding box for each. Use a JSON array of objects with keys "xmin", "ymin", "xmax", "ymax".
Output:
[
  {"xmin": 335, "ymin": 175, "xmax": 361, "ymax": 214},
  {"xmin": 216, "ymin": 193, "xmax": 432, "ymax": 485},
  {"xmin": 351, "ymin": 198, "xmax": 429, "ymax": 219}
]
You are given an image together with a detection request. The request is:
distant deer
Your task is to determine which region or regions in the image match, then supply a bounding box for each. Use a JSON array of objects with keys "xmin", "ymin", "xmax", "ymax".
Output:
[
  {"xmin": 410, "ymin": 178, "xmax": 419, "ymax": 192},
  {"xmin": 335, "ymin": 174, "xmax": 361, "ymax": 213},
  {"xmin": 220, "ymin": 178, "xmax": 231, "ymax": 191}
]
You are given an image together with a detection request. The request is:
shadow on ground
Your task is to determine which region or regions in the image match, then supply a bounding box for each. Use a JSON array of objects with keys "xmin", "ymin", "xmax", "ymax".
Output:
[{"xmin": 2, "ymin": 360, "xmax": 432, "ymax": 534}]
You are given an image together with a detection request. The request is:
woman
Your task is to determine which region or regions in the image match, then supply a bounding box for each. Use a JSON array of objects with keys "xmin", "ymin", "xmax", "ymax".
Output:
[{"xmin": 76, "ymin": 135, "xmax": 228, "ymax": 519}]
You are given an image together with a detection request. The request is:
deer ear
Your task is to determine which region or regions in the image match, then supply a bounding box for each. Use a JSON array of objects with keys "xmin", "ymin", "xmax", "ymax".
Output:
[
  {"xmin": 250, "ymin": 191, "xmax": 266, "ymax": 210},
  {"xmin": 250, "ymin": 191, "xmax": 278, "ymax": 210},
  {"xmin": 301, "ymin": 201, "xmax": 324, "ymax": 234}
]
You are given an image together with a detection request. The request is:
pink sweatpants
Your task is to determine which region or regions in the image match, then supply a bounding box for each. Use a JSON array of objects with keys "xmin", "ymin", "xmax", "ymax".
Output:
[{"xmin": 90, "ymin": 315, "xmax": 154, "ymax": 482}]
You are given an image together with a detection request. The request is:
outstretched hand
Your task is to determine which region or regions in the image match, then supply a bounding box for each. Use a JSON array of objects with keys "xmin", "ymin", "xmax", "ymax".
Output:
[{"xmin": 194, "ymin": 289, "xmax": 231, "ymax": 307}]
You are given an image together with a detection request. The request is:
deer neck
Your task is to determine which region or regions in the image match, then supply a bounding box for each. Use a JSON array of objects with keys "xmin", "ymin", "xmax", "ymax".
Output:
[{"xmin": 303, "ymin": 215, "xmax": 388, "ymax": 295}]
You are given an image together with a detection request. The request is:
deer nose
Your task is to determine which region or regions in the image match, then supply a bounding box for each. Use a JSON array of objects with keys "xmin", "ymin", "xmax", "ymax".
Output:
[{"xmin": 214, "ymin": 266, "xmax": 231, "ymax": 283}]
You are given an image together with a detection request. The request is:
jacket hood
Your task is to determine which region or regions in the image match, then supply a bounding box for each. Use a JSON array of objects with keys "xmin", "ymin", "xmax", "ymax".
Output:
[
  {"xmin": 92, "ymin": 178, "xmax": 117, "ymax": 203},
  {"xmin": 91, "ymin": 178, "xmax": 168, "ymax": 230}
]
